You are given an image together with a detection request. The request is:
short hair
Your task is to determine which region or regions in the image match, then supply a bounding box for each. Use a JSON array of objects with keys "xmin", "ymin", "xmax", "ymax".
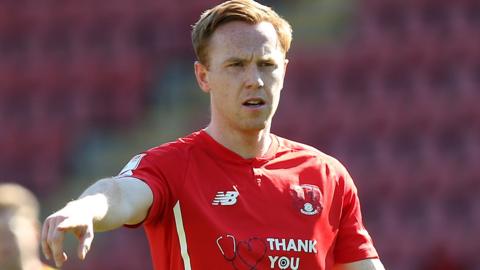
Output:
[
  {"xmin": 192, "ymin": 0, "xmax": 292, "ymax": 65},
  {"xmin": 0, "ymin": 183, "xmax": 40, "ymax": 220}
]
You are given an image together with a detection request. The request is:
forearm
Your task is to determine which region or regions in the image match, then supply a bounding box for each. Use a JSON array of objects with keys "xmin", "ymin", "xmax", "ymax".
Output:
[
  {"xmin": 68, "ymin": 177, "xmax": 150, "ymax": 232},
  {"xmin": 69, "ymin": 178, "xmax": 125, "ymax": 232},
  {"xmin": 42, "ymin": 177, "xmax": 152, "ymax": 267}
]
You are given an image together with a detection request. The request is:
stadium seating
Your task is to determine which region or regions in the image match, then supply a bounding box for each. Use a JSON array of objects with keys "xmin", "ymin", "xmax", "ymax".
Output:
[
  {"xmin": 278, "ymin": 0, "xmax": 479, "ymax": 268},
  {"xmin": 0, "ymin": 0, "xmax": 477, "ymax": 269}
]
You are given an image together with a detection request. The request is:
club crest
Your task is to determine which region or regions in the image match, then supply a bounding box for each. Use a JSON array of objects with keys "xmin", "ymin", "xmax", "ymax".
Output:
[{"xmin": 290, "ymin": 184, "xmax": 323, "ymax": 216}]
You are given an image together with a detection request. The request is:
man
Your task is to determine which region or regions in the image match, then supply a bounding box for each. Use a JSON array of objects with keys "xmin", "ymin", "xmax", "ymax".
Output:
[
  {"xmin": 42, "ymin": 1, "xmax": 385, "ymax": 269},
  {"xmin": 0, "ymin": 183, "xmax": 55, "ymax": 270}
]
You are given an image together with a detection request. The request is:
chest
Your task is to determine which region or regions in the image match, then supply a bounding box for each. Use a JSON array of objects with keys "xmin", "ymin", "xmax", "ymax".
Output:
[{"xmin": 171, "ymin": 157, "xmax": 342, "ymax": 269}]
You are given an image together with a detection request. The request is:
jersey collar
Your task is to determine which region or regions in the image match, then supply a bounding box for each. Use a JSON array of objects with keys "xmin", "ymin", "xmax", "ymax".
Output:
[{"xmin": 197, "ymin": 129, "xmax": 279, "ymax": 166}]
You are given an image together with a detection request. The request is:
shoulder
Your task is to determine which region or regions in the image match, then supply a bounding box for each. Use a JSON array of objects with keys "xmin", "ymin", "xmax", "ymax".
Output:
[
  {"xmin": 120, "ymin": 131, "xmax": 203, "ymax": 176},
  {"xmin": 143, "ymin": 131, "xmax": 204, "ymax": 159},
  {"xmin": 275, "ymin": 135, "xmax": 349, "ymax": 175}
]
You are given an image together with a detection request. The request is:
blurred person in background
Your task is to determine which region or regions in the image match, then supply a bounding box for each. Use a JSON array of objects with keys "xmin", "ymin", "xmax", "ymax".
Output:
[
  {"xmin": 41, "ymin": 0, "xmax": 385, "ymax": 269},
  {"xmin": 0, "ymin": 183, "xmax": 55, "ymax": 270}
]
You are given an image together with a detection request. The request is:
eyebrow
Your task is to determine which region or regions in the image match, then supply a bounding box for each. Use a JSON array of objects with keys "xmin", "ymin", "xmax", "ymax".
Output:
[
  {"xmin": 223, "ymin": 55, "xmax": 276, "ymax": 65},
  {"xmin": 223, "ymin": 57, "xmax": 247, "ymax": 64}
]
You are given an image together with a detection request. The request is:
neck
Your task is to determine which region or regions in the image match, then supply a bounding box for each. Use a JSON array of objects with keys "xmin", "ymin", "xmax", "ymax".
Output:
[{"xmin": 205, "ymin": 124, "xmax": 272, "ymax": 159}]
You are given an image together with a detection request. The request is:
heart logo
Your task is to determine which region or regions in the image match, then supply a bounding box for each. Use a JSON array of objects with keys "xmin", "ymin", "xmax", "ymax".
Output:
[
  {"xmin": 236, "ymin": 237, "xmax": 267, "ymax": 270},
  {"xmin": 216, "ymin": 234, "xmax": 236, "ymax": 261}
]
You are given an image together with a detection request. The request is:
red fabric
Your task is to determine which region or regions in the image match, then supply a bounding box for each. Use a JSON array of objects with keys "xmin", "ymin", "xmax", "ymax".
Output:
[{"xmin": 123, "ymin": 130, "xmax": 378, "ymax": 270}]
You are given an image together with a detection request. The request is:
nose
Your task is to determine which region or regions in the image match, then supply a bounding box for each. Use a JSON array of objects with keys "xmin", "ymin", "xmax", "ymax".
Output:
[{"xmin": 245, "ymin": 66, "xmax": 264, "ymax": 90}]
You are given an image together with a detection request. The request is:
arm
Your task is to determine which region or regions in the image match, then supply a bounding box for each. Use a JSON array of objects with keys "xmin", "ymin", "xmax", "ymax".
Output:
[
  {"xmin": 334, "ymin": 258, "xmax": 385, "ymax": 270},
  {"xmin": 41, "ymin": 177, "xmax": 152, "ymax": 268}
]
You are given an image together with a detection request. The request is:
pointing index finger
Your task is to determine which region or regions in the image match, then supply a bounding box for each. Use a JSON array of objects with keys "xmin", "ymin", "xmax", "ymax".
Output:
[{"xmin": 77, "ymin": 226, "xmax": 94, "ymax": 260}]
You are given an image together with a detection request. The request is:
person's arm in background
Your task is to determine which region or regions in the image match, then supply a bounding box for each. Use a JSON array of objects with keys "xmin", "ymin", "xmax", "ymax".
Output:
[
  {"xmin": 334, "ymin": 258, "xmax": 386, "ymax": 270},
  {"xmin": 41, "ymin": 177, "xmax": 152, "ymax": 268}
]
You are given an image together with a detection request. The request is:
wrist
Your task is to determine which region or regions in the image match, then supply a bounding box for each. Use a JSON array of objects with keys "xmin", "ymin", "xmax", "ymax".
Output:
[{"xmin": 65, "ymin": 194, "xmax": 108, "ymax": 222}]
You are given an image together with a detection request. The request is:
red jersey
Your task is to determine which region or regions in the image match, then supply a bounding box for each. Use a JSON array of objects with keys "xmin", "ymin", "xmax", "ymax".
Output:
[{"xmin": 120, "ymin": 130, "xmax": 378, "ymax": 270}]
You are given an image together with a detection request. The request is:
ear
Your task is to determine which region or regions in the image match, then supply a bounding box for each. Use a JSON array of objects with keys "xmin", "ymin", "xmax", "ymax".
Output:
[{"xmin": 194, "ymin": 61, "xmax": 210, "ymax": 93}]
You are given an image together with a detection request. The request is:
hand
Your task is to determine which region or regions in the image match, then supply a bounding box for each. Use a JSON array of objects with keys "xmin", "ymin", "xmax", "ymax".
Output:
[{"xmin": 41, "ymin": 204, "xmax": 95, "ymax": 268}]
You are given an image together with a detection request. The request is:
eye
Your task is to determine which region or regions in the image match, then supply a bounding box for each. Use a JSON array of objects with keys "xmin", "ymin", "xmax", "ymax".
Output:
[
  {"xmin": 228, "ymin": 62, "xmax": 244, "ymax": 67},
  {"xmin": 259, "ymin": 61, "xmax": 276, "ymax": 68}
]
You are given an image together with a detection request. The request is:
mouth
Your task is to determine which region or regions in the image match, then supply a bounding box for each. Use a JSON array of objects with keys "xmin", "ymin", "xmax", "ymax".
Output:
[{"xmin": 242, "ymin": 98, "xmax": 266, "ymax": 108}]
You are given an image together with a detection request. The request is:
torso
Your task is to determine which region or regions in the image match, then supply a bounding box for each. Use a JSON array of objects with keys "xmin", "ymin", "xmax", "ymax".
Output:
[{"xmin": 126, "ymin": 130, "xmax": 376, "ymax": 270}]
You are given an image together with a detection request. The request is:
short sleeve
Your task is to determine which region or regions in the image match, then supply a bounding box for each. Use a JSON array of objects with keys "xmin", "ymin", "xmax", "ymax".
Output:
[
  {"xmin": 119, "ymin": 151, "xmax": 173, "ymax": 227},
  {"xmin": 334, "ymin": 172, "xmax": 379, "ymax": 263}
]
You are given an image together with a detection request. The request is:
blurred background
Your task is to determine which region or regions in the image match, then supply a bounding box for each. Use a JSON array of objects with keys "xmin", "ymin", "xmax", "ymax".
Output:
[{"xmin": 0, "ymin": 0, "xmax": 479, "ymax": 269}]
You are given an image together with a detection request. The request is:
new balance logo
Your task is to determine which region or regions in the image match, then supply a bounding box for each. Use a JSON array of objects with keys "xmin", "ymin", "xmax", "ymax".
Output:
[{"xmin": 212, "ymin": 191, "xmax": 239, "ymax": 206}]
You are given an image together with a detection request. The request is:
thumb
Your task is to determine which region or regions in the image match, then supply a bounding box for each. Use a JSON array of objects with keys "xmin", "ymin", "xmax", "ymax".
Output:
[{"xmin": 77, "ymin": 225, "xmax": 94, "ymax": 260}]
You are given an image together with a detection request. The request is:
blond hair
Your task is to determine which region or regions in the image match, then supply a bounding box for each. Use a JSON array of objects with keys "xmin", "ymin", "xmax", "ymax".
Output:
[
  {"xmin": 0, "ymin": 183, "xmax": 40, "ymax": 220},
  {"xmin": 192, "ymin": 0, "xmax": 292, "ymax": 65}
]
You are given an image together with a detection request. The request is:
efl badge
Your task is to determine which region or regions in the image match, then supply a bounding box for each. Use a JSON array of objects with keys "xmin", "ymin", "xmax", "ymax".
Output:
[
  {"xmin": 290, "ymin": 184, "xmax": 323, "ymax": 216},
  {"xmin": 119, "ymin": 154, "xmax": 145, "ymax": 176}
]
